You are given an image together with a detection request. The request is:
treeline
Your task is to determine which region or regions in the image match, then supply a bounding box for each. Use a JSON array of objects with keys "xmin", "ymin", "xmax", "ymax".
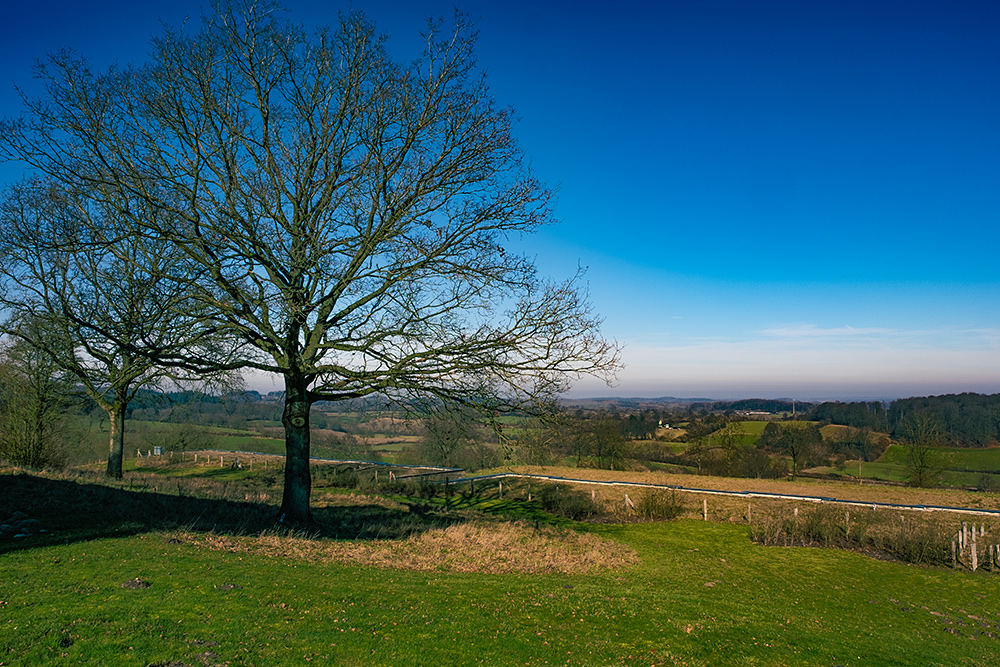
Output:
[
  {"xmin": 690, "ymin": 399, "xmax": 806, "ymax": 414},
  {"xmin": 808, "ymin": 393, "xmax": 1000, "ymax": 446}
]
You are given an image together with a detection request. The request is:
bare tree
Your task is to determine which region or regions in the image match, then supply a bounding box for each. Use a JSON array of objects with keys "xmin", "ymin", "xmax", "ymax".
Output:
[
  {"xmin": 1, "ymin": 1, "xmax": 620, "ymax": 523},
  {"xmin": 0, "ymin": 180, "xmax": 235, "ymax": 477},
  {"xmin": 0, "ymin": 320, "xmax": 73, "ymax": 468},
  {"xmin": 897, "ymin": 411, "xmax": 944, "ymax": 488}
]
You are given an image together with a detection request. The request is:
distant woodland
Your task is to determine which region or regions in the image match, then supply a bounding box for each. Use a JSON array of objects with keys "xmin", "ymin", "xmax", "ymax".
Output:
[{"xmin": 806, "ymin": 393, "xmax": 1000, "ymax": 446}]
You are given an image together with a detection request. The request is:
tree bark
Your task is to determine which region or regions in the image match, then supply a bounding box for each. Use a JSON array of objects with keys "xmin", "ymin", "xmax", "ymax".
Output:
[
  {"xmin": 106, "ymin": 401, "xmax": 126, "ymax": 479},
  {"xmin": 280, "ymin": 374, "xmax": 313, "ymax": 525}
]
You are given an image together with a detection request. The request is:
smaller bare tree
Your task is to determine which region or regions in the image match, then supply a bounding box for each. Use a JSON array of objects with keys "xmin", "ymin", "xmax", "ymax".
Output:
[
  {"xmin": 0, "ymin": 322, "xmax": 73, "ymax": 468},
  {"xmin": 897, "ymin": 411, "xmax": 944, "ymax": 488},
  {"xmin": 0, "ymin": 180, "xmax": 237, "ymax": 477}
]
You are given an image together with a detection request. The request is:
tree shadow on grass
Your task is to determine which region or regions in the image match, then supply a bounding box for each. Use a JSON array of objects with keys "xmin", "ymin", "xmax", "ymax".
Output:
[{"xmin": 0, "ymin": 470, "xmax": 465, "ymax": 556}]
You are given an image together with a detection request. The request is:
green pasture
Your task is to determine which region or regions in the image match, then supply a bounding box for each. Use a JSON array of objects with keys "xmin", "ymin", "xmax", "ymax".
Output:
[
  {"xmin": 812, "ymin": 459, "xmax": 991, "ymax": 489},
  {"xmin": 2, "ymin": 494, "xmax": 998, "ymax": 666},
  {"xmin": 881, "ymin": 444, "xmax": 1000, "ymax": 472},
  {"xmin": 207, "ymin": 435, "xmax": 286, "ymax": 454},
  {"xmin": 694, "ymin": 421, "xmax": 819, "ymax": 448}
]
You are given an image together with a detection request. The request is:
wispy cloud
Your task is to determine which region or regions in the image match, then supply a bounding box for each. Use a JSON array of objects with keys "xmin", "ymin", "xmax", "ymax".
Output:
[{"xmin": 760, "ymin": 324, "xmax": 896, "ymax": 338}]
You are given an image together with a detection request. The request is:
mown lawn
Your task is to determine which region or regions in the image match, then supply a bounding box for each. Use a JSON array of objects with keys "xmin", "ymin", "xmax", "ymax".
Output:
[{"xmin": 2, "ymin": 502, "xmax": 998, "ymax": 665}]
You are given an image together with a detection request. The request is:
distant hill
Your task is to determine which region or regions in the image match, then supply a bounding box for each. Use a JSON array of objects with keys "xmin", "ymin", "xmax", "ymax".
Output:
[
  {"xmin": 559, "ymin": 397, "xmax": 714, "ymax": 409},
  {"xmin": 703, "ymin": 399, "xmax": 813, "ymax": 413}
]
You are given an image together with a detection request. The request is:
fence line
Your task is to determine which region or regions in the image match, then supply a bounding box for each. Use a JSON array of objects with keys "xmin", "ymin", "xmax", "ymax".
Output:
[
  {"xmin": 436, "ymin": 471, "xmax": 1000, "ymax": 518},
  {"xmin": 145, "ymin": 449, "xmax": 1000, "ymax": 518}
]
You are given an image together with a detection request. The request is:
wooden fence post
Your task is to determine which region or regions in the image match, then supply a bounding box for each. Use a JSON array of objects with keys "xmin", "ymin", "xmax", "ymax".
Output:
[{"xmin": 703, "ymin": 498, "xmax": 708, "ymax": 521}]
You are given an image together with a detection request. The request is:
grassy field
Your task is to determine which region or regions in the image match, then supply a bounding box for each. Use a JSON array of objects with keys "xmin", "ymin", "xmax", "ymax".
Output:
[
  {"xmin": 811, "ymin": 444, "xmax": 1000, "ymax": 488},
  {"xmin": 3, "ymin": 465, "xmax": 1000, "ymax": 666},
  {"xmin": 812, "ymin": 460, "xmax": 990, "ymax": 488},
  {"xmin": 880, "ymin": 444, "xmax": 1000, "ymax": 472}
]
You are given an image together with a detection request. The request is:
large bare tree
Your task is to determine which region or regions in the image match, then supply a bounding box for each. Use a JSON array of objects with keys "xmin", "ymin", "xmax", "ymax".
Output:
[{"xmin": 1, "ymin": 1, "xmax": 620, "ymax": 523}]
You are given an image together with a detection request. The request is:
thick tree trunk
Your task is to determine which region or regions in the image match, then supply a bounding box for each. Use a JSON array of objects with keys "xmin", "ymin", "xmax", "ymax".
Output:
[
  {"xmin": 279, "ymin": 374, "xmax": 314, "ymax": 525},
  {"xmin": 105, "ymin": 401, "xmax": 126, "ymax": 479}
]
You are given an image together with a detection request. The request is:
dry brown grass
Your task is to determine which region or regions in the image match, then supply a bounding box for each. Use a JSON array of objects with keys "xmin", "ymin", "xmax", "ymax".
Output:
[
  {"xmin": 171, "ymin": 520, "xmax": 638, "ymax": 575},
  {"xmin": 498, "ymin": 465, "xmax": 1000, "ymax": 511}
]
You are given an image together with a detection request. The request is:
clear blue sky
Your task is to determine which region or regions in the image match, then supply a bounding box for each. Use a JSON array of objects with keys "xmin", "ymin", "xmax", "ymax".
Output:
[{"xmin": 3, "ymin": 0, "xmax": 999, "ymax": 401}]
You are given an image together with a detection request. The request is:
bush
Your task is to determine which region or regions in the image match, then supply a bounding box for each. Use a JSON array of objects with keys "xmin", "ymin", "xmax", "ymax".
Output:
[
  {"xmin": 634, "ymin": 489, "xmax": 685, "ymax": 520},
  {"xmin": 312, "ymin": 466, "xmax": 360, "ymax": 489},
  {"xmin": 536, "ymin": 483, "xmax": 599, "ymax": 520},
  {"xmin": 978, "ymin": 473, "xmax": 1000, "ymax": 492},
  {"xmin": 750, "ymin": 504, "xmax": 955, "ymax": 567}
]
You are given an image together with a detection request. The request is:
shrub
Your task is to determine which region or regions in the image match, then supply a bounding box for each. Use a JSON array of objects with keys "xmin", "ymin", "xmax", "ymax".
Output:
[
  {"xmin": 536, "ymin": 483, "xmax": 599, "ymax": 520},
  {"xmin": 634, "ymin": 489, "xmax": 685, "ymax": 520},
  {"xmin": 312, "ymin": 466, "xmax": 360, "ymax": 489},
  {"xmin": 750, "ymin": 504, "xmax": 956, "ymax": 567},
  {"xmin": 978, "ymin": 473, "xmax": 1000, "ymax": 492}
]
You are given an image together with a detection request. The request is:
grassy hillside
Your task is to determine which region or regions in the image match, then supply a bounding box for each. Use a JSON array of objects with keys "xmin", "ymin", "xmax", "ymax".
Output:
[
  {"xmin": 4, "ymin": 518, "xmax": 999, "ymax": 666},
  {"xmin": 2, "ymin": 465, "xmax": 999, "ymax": 666}
]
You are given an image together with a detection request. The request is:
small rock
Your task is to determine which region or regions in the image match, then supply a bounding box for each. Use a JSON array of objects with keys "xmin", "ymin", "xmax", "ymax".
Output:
[
  {"xmin": 19, "ymin": 519, "xmax": 41, "ymax": 532},
  {"xmin": 121, "ymin": 578, "xmax": 151, "ymax": 589}
]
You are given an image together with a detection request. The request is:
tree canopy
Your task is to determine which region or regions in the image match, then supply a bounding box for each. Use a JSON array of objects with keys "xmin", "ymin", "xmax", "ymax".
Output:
[{"xmin": 0, "ymin": 1, "xmax": 620, "ymax": 522}]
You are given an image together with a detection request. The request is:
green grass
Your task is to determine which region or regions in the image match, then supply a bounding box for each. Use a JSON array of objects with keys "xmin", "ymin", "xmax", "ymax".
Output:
[
  {"xmin": 208, "ymin": 435, "xmax": 286, "ymax": 454},
  {"xmin": 881, "ymin": 444, "xmax": 1000, "ymax": 473},
  {"xmin": 813, "ymin": 445, "xmax": 1000, "ymax": 488},
  {"xmin": 3, "ymin": 517, "xmax": 999, "ymax": 665},
  {"xmin": 692, "ymin": 420, "xmax": 818, "ymax": 448},
  {"xmin": 2, "ymin": 468, "xmax": 1000, "ymax": 666},
  {"xmin": 811, "ymin": 460, "xmax": 988, "ymax": 488}
]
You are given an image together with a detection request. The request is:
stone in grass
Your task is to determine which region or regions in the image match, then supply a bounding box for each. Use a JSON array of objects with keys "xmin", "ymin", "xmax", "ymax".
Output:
[{"xmin": 121, "ymin": 578, "xmax": 152, "ymax": 589}]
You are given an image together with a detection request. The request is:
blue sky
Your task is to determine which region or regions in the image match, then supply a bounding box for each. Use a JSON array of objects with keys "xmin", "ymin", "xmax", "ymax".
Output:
[{"xmin": 3, "ymin": 0, "xmax": 999, "ymax": 401}]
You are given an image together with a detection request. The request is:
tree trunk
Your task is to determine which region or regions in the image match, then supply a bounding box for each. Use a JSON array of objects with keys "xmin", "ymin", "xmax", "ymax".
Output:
[
  {"xmin": 279, "ymin": 374, "xmax": 313, "ymax": 525},
  {"xmin": 105, "ymin": 400, "xmax": 126, "ymax": 479}
]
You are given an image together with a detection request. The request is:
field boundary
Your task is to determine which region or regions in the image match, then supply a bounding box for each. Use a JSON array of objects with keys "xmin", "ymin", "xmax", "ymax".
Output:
[
  {"xmin": 445, "ymin": 471, "xmax": 1000, "ymax": 517},
  {"xmin": 176, "ymin": 450, "xmax": 1000, "ymax": 517}
]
